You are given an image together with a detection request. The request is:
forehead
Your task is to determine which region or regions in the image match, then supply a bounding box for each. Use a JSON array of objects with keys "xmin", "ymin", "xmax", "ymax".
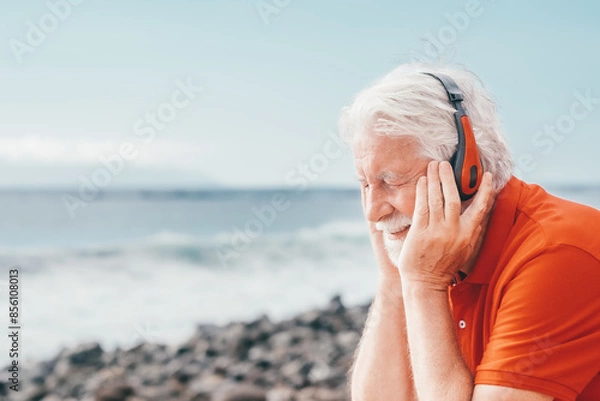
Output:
[{"xmin": 352, "ymin": 133, "xmax": 428, "ymax": 175}]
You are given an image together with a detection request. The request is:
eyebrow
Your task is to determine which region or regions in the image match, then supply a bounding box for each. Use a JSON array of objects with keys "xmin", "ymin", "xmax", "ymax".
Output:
[{"xmin": 355, "ymin": 171, "xmax": 408, "ymax": 184}]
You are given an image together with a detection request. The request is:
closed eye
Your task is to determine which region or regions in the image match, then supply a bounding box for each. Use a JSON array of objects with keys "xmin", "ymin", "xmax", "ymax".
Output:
[{"xmin": 384, "ymin": 180, "xmax": 405, "ymax": 188}]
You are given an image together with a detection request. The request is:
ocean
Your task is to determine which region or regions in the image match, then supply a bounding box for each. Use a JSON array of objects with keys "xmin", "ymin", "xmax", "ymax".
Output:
[{"xmin": 1, "ymin": 184, "xmax": 599, "ymax": 368}]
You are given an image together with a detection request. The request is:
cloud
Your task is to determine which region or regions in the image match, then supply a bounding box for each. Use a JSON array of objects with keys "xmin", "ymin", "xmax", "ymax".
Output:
[{"xmin": 0, "ymin": 136, "xmax": 215, "ymax": 170}]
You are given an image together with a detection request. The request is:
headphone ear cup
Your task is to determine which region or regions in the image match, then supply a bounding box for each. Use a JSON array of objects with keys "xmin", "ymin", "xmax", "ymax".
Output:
[{"xmin": 457, "ymin": 115, "xmax": 483, "ymax": 199}]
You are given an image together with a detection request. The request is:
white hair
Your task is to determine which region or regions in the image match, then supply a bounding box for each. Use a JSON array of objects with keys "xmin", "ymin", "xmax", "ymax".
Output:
[{"xmin": 338, "ymin": 62, "xmax": 514, "ymax": 192}]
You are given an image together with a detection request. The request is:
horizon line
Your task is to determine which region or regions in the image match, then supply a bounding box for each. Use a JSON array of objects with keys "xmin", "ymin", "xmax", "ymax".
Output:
[{"xmin": 0, "ymin": 182, "xmax": 599, "ymax": 193}]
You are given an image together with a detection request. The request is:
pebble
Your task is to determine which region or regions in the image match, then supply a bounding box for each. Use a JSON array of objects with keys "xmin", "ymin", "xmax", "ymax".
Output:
[{"xmin": 7, "ymin": 295, "xmax": 370, "ymax": 401}]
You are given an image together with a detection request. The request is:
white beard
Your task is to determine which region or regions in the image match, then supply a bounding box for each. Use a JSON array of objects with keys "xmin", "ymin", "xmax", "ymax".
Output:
[
  {"xmin": 375, "ymin": 213, "xmax": 413, "ymax": 268},
  {"xmin": 383, "ymin": 235, "xmax": 405, "ymax": 268}
]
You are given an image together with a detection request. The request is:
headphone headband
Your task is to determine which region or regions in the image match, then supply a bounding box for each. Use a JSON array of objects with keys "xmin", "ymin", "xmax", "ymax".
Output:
[{"xmin": 422, "ymin": 72, "xmax": 466, "ymax": 114}]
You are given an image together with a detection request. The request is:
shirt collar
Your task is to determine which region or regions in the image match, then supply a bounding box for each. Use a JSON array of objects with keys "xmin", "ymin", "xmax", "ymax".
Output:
[{"xmin": 464, "ymin": 176, "xmax": 522, "ymax": 285}]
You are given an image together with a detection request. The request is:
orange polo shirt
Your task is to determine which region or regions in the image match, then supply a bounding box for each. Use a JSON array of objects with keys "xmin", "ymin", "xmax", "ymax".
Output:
[{"xmin": 449, "ymin": 176, "xmax": 600, "ymax": 401}]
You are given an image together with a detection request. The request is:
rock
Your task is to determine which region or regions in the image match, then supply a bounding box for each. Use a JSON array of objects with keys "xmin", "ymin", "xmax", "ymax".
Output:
[
  {"xmin": 134, "ymin": 363, "xmax": 167, "ymax": 386},
  {"xmin": 326, "ymin": 295, "xmax": 345, "ymax": 315},
  {"xmin": 296, "ymin": 307, "xmax": 346, "ymax": 333},
  {"xmin": 226, "ymin": 361, "xmax": 259, "ymax": 382},
  {"xmin": 27, "ymin": 359, "xmax": 57, "ymax": 386},
  {"xmin": 269, "ymin": 327, "xmax": 314, "ymax": 349},
  {"xmin": 266, "ymin": 386, "xmax": 296, "ymax": 401},
  {"xmin": 205, "ymin": 346, "xmax": 219, "ymax": 358},
  {"xmin": 195, "ymin": 323, "xmax": 221, "ymax": 339},
  {"xmin": 214, "ymin": 383, "xmax": 267, "ymax": 401},
  {"xmin": 295, "ymin": 387, "xmax": 347, "ymax": 401},
  {"xmin": 281, "ymin": 360, "xmax": 312, "ymax": 388},
  {"xmin": 188, "ymin": 385, "xmax": 212, "ymax": 401},
  {"xmin": 135, "ymin": 385, "xmax": 173, "ymax": 401},
  {"xmin": 344, "ymin": 305, "xmax": 369, "ymax": 332},
  {"xmin": 166, "ymin": 376, "xmax": 188, "ymax": 397},
  {"xmin": 15, "ymin": 384, "xmax": 47, "ymax": 401},
  {"xmin": 176, "ymin": 344, "xmax": 194, "ymax": 356},
  {"xmin": 307, "ymin": 361, "xmax": 332, "ymax": 383},
  {"xmin": 297, "ymin": 310, "xmax": 321, "ymax": 328},
  {"xmin": 40, "ymin": 395, "xmax": 63, "ymax": 401},
  {"xmin": 81, "ymin": 365, "xmax": 127, "ymax": 395},
  {"xmin": 335, "ymin": 331, "xmax": 360, "ymax": 352},
  {"xmin": 246, "ymin": 315, "xmax": 275, "ymax": 339},
  {"xmin": 247, "ymin": 346, "xmax": 273, "ymax": 370},
  {"xmin": 94, "ymin": 381, "xmax": 134, "ymax": 401},
  {"xmin": 43, "ymin": 359, "xmax": 101, "ymax": 399},
  {"xmin": 66, "ymin": 342, "xmax": 104, "ymax": 367},
  {"xmin": 15, "ymin": 296, "xmax": 369, "ymax": 401},
  {"xmin": 172, "ymin": 362, "xmax": 203, "ymax": 384},
  {"xmin": 212, "ymin": 355, "xmax": 235, "ymax": 376},
  {"xmin": 187, "ymin": 374, "xmax": 227, "ymax": 400}
]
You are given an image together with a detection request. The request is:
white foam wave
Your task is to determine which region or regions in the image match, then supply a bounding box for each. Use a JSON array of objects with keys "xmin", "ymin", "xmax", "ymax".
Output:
[{"xmin": 0, "ymin": 220, "xmax": 378, "ymax": 369}]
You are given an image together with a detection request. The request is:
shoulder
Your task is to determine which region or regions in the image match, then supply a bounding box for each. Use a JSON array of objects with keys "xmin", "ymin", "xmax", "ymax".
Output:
[
  {"xmin": 489, "ymin": 181, "xmax": 600, "ymax": 332},
  {"xmin": 477, "ymin": 180, "xmax": 600, "ymax": 400},
  {"xmin": 504, "ymin": 181, "xmax": 600, "ymax": 268}
]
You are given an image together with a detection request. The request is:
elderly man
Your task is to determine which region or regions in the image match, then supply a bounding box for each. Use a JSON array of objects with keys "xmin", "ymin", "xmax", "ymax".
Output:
[{"xmin": 338, "ymin": 64, "xmax": 600, "ymax": 401}]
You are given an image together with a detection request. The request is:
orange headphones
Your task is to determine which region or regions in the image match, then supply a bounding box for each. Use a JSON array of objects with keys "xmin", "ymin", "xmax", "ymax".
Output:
[{"xmin": 423, "ymin": 72, "xmax": 483, "ymax": 201}]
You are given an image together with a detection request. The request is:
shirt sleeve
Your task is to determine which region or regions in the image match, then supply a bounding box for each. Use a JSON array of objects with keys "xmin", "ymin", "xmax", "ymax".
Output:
[{"xmin": 475, "ymin": 245, "xmax": 600, "ymax": 401}]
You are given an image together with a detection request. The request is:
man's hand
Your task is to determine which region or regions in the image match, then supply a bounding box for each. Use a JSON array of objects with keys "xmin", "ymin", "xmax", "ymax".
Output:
[{"xmin": 398, "ymin": 161, "xmax": 494, "ymax": 292}]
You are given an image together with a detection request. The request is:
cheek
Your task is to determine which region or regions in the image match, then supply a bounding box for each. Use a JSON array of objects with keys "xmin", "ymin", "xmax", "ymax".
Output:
[{"xmin": 389, "ymin": 187, "xmax": 417, "ymax": 217}]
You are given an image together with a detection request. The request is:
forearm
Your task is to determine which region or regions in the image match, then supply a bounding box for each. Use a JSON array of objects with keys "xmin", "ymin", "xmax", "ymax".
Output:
[
  {"xmin": 402, "ymin": 284, "xmax": 473, "ymax": 401},
  {"xmin": 350, "ymin": 277, "xmax": 416, "ymax": 401}
]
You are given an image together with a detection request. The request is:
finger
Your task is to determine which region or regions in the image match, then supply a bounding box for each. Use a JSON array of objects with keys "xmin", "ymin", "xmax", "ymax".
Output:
[
  {"xmin": 412, "ymin": 176, "xmax": 429, "ymax": 228},
  {"xmin": 439, "ymin": 161, "xmax": 461, "ymax": 223},
  {"xmin": 427, "ymin": 161, "xmax": 444, "ymax": 223},
  {"xmin": 463, "ymin": 172, "xmax": 494, "ymax": 227}
]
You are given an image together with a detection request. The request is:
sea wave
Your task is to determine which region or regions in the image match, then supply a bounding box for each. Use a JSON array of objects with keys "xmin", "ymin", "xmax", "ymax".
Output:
[
  {"xmin": 5, "ymin": 219, "xmax": 378, "ymax": 366},
  {"xmin": 1, "ymin": 220, "xmax": 370, "ymax": 273}
]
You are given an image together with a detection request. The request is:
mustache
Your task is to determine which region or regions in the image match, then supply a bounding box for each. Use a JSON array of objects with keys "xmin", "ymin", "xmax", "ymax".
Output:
[{"xmin": 375, "ymin": 214, "xmax": 412, "ymax": 233}]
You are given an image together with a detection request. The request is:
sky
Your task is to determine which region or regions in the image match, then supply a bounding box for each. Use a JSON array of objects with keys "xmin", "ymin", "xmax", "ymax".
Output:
[{"xmin": 0, "ymin": 0, "xmax": 599, "ymax": 189}]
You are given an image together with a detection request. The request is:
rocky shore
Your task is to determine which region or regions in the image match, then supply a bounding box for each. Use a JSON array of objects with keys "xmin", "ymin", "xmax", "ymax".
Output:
[{"xmin": 5, "ymin": 295, "xmax": 371, "ymax": 401}]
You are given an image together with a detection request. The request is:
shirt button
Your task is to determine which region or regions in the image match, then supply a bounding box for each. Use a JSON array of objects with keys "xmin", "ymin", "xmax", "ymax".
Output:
[{"xmin": 459, "ymin": 320, "xmax": 466, "ymax": 329}]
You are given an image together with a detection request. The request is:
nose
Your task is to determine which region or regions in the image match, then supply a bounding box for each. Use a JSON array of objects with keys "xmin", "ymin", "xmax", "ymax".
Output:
[{"xmin": 364, "ymin": 186, "xmax": 394, "ymax": 223}]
